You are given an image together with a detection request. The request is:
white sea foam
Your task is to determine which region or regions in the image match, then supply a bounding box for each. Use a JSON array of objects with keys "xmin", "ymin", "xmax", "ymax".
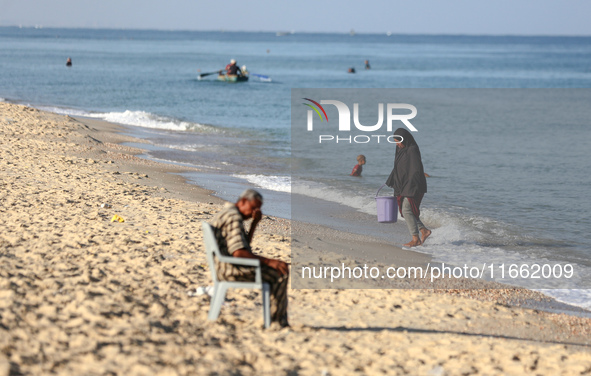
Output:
[
  {"xmin": 160, "ymin": 144, "xmax": 210, "ymax": 152},
  {"xmin": 537, "ymin": 289, "xmax": 591, "ymax": 311},
  {"xmin": 290, "ymin": 181, "xmax": 591, "ymax": 310},
  {"xmin": 410, "ymin": 210, "xmax": 591, "ymax": 310},
  {"xmin": 136, "ymin": 154, "xmax": 221, "ymax": 170},
  {"xmin": 98, "ymin": 110, "xmax": 206, "ymax": 131},
  {"xmin": 37, "ymin": 106, "xmax": 218, "ymax": 133},
  {"xmin": 233, "ymin": 174, "xmax": 291, "ymax": 193},
  {"xmin": 293, "ymin": 180, "xmax": 377, "ymax": 215}
]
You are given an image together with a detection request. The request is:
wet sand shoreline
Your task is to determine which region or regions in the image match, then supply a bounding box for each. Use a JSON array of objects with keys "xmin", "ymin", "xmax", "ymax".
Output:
[{"xmin": 98, "ymin": 115, "xmax": 591, "ymax": 318}]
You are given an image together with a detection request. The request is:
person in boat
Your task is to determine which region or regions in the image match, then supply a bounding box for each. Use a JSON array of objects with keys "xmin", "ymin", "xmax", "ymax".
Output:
[
  {"xmin": 224, "ymin": 59, "xmax": 242, "ymax": 76},
  {"xmin": 66, "ymin": 57, "xmax": 72, "ymax": 67},
  {"xmin": 241, "ymin": 65, "xmax": 249, "ymax": 76}
]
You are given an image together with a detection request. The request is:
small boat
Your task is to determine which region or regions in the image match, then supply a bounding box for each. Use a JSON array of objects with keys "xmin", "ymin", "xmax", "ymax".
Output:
[{"xmin": 217, "ymin": 74, "xmax": 249, "ymax": 82}]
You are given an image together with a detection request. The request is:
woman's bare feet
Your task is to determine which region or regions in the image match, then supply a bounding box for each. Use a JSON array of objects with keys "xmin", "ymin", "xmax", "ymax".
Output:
[
  {"xmin": 403, "ymin": 236, "xmax": 422, "ymax": 248},
  {"xmin": 420, "ymin": 228, "xmax": 432, "ymax": 245}
]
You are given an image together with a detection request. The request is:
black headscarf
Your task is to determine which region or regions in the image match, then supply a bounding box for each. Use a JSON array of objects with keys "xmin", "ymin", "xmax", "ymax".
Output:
[{"xmin": 385, "ymin": 128, "xmax": 427, "ymax": 198}]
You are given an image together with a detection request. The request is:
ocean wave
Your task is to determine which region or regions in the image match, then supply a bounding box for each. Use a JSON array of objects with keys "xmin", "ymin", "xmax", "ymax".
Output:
[
  {"xmin": 35, "ymin": 106, "xmax": 94, "ymax": 117},
  {"xmin": 415, "ymin": 211, "xmax": 591, "ymax": 309},
  {"xmin": 159, "ymin": 144, "xmax": 211, "ymax": 152},
  {"xmin": 293, "ymin": 180, "xmax": 377, "ymax": 215},
  {"xmin": 140, "ymin": 154, "xmax": 222, "ymax": 170},
  {"xmin": 98, "ymin": 110, "xmax": 209, "ymax": 132},
  {"xmin": 291, "ymin": 180, "xmax": 590, "ymax": 309},
  {"xmin": 538, "ymin": 289, "xmax": 591, "ymax": 310},
  {"xmin": 233, "ymin": 174, "xmax": 291, "ymax": 193},
  {"xmin": 37, "ymin": 106, "xmax": 220, "ymax": 133}
]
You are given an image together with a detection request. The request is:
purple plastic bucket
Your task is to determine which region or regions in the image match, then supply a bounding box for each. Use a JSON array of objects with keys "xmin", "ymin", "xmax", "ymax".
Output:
[{"xmin": 375, "ymin": 184, "xmax": 398, "ymax": 223}]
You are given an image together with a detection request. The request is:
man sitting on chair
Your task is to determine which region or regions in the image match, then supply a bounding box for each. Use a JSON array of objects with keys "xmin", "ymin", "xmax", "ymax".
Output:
[{"xmin": 209, "ymin": 189, "xmax": 289, "ymax": 327}]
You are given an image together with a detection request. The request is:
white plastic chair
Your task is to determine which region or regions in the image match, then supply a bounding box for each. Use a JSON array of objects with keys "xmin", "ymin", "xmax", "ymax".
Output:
[{"xmin": 202, "ymin": 222, "xmax": 271, "ymax": 328}]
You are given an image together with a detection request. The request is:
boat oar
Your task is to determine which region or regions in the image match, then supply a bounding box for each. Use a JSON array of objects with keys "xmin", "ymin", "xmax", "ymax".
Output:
[
  {"xmin": 251, "ymin": 73, "xmax": 272, "ymax": 82},
  {"xmin": 198, "ymin": 70, "xmax": 222, "ymax": 80}
]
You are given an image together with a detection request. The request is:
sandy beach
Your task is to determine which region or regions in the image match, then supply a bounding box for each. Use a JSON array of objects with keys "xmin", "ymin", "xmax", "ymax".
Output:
[{"xmin": 1, "ymin": 102, "xmax": 591, "ymax": 375}]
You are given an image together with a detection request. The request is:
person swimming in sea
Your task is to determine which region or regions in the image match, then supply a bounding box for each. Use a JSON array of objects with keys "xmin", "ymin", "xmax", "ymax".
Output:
[
  {"xmin": 350, "ymin": 155, "xmax": 366, "ymax": 176},
  {"xmin": 66, "ymin": 57, "xmax": 72, "ymax": 67}
]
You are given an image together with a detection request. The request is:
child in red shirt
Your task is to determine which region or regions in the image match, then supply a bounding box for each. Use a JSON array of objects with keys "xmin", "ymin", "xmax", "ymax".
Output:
[{"xmin": 350, "ymin": 155, "xmax": 366, "ymax": 176}]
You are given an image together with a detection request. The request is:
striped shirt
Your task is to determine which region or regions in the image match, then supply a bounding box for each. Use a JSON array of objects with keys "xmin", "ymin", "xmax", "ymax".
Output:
[
  {"xmin": 209, "ymin": 203, "xmax": 253, "ymax": 278},
  {"xmin": 209, "ymin": 204, "xmax": 288, "ymax": 323},
  {"xmin": 210, "ymin": 203, "xmax": 251, "ymax": 256}
]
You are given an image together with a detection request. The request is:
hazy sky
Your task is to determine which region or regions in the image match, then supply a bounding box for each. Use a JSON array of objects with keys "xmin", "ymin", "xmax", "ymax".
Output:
[{"xmin": 1, "ymin": 0, "xmax": 590, "ymax": 36}]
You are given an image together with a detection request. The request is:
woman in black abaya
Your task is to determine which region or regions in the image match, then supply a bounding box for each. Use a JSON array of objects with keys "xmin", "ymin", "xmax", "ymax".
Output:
[{"xmin": 386, "ymin": 128, "xmax": 431, "ymax": 247}]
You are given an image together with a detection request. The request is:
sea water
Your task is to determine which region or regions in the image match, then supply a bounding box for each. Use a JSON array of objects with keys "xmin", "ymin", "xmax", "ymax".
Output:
[{"xmin": 1, "ymin": 27, "xmax": 590, "ymax": 308}]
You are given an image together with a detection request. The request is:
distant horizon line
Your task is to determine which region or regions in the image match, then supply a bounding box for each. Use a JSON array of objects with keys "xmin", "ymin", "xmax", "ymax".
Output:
[{"xmin": 1, "ymin": 24, "xmax": 591, "ymax": 38}]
